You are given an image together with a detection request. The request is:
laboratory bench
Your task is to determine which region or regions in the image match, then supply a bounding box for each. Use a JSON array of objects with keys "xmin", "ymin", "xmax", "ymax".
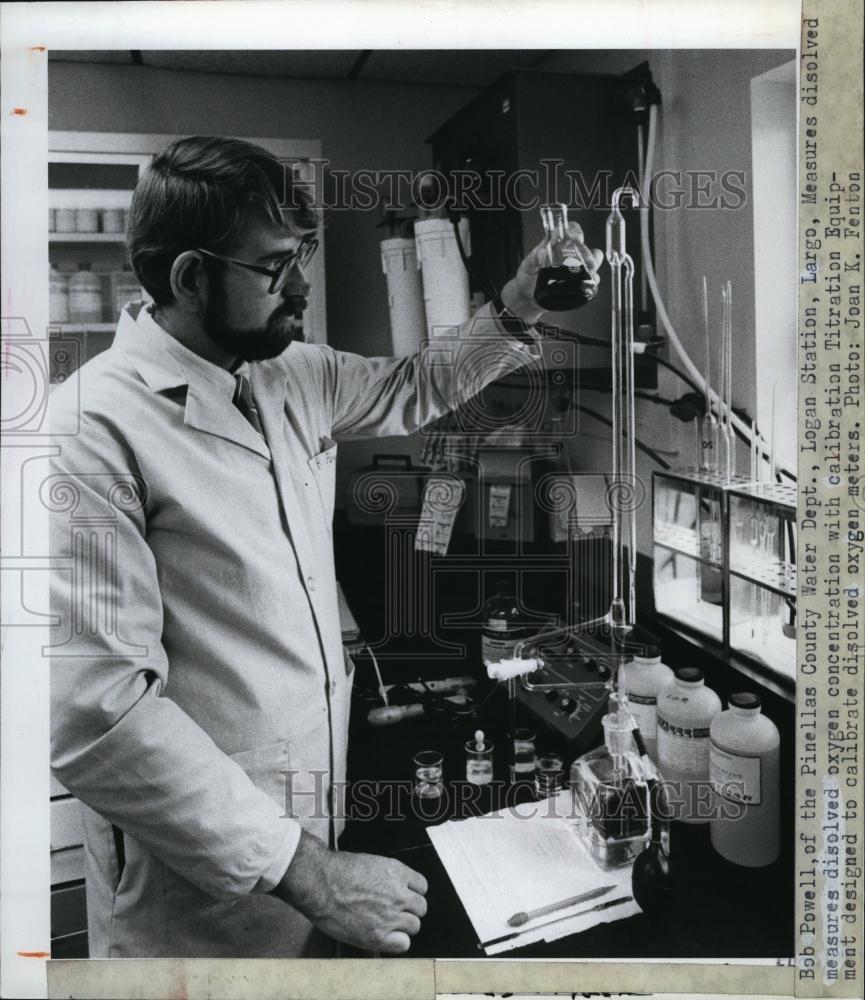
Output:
[
  {"xmin": 335, "ymin": 518, "xmax": 796, "ymax": 961},
  {"xmin": 339, "ymin": 676, "xmax": 794, "ymax": 960}
]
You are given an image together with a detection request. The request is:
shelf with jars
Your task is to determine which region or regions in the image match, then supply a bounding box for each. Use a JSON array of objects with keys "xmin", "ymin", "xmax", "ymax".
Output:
[
  {"xmin": 47, "ymin": 131, "xmax": 328, "ymax": 388},
  {"xmin": 652, "ymin": 470, "xmax": 796, "ymax": 685}
]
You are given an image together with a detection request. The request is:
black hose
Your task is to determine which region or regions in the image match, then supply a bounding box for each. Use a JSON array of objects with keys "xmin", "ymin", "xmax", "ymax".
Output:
[{"xmin": 571, "ymin": 403, "xmax": 671, "ymax": 470}]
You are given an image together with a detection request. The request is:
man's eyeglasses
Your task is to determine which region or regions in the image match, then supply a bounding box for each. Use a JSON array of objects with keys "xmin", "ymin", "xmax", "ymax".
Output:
[{"xmin": 197, "ymin": 238, "xmax": 319, "ymax": 295}]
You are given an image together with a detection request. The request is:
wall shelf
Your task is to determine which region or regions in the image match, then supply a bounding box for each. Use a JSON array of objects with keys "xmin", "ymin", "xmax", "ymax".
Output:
[
  {"xmin": 50, "ymin": 232, "xmax": 127, "ymax": 243},
  {"xmin": 51, "ymin": 323, "xmax": 116, "ymax": 334}
]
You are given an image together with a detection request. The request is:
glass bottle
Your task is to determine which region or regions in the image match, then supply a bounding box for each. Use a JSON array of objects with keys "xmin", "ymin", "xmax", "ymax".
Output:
[
  {"xmin": 68, "ymin": 263, "xmax": 103, "ymax": 325},
  {"xmin": 631, "ymin": 777, "xmax": 674, "ymax": 914},
  {"xmin": 534, "ymin": 203, "xmax": 594, "ymax": 311},
  {"xmin": 49, "ymin": 265, "xmax": 70, "ymax": 324},
  {"xmin": 571, "ymin": 685, "xmax": 651, "ymax": 868},
  {"xmin": 480, "ymin": 576, "xmax": 527, "ymax": 668}
]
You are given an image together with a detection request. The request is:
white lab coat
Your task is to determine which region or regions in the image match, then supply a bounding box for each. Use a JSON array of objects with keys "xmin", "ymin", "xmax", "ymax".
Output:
[{"xmin": 49, "ymin": 301, "xmax": 536, "ymax": 957}]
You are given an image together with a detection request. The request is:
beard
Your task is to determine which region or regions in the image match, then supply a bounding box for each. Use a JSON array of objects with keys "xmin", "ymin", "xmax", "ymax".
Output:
[{"xmin": 204, "ymin": 279, "xmax": 306, "ymax": 363}]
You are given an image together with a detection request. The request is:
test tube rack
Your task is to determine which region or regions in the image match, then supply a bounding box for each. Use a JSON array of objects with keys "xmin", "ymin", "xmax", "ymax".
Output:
[{"xmin": 652, "ymin": 470, "xmax": 796, "ymax": 684}]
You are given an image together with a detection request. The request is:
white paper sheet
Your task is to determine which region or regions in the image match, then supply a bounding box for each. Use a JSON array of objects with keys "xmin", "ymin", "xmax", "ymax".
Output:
[{"xmin": 426, "ymin": 792, "xmax": 642, "ymax": 954}]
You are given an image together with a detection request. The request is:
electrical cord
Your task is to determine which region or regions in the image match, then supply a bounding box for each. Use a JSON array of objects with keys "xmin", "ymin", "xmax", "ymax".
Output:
[{"xmin": 570, "ymin": 403, "xmax": 671, "ymax": 470}]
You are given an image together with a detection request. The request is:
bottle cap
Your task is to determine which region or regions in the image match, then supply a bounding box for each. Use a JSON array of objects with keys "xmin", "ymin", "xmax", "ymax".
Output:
[
  {"xmin": 676, "ymin": 667, "xmax": 703, "ymax": 684},
  {"xmin": 730, "ymin": 691, "xmax": 761, "ymax": 710}
]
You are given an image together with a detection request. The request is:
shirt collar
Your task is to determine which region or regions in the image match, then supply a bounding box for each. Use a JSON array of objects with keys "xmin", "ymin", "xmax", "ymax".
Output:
[{"xmin": 115, "ymin": 302, "xmax": 238, "ymax": 395}]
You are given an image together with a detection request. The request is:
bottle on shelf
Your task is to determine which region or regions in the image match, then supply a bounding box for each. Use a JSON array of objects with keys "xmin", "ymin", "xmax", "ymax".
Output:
[
  {"xmin": 101, "ymin": 208, "xmax": 125, "ymax": 234},
  {"xmin": 55, "ymin": 208, "xmax": 76, "ymax": 234},
  {"xmin": 113, "ymin": 265, "xmax": 144, "ymax": 319},
  {"xmin": 656, "ymin": 667, "xmax": 722, "ymax": 824},
  {"xmin": 709, "ymin": 692, "xmax": 780, "ymax": 867},
  {"xmin": 75, "ymin": 208, "xmax": 100, "ymax": 234},
  {"xmin": 620, "ymin": 646, "xmax": 675, "ymax": 764},
  {"xmin": 68, "ymin": 263, "xmax": 104, "ymax": 325},
  {"xmin": 49, "ymin": 265, "xmax": 70, "ymax": 324}
]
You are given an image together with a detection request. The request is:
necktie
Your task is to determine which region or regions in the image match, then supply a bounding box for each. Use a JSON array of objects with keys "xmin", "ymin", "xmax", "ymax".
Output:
[{"xmin": 233, "ymin": 372, "xmax": 265, "ymax": 437}]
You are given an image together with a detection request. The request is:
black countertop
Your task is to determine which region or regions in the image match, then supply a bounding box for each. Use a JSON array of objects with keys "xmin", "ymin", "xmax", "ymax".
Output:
[{"xmin": 340, "ymin": 675, "xmax": 794, "ymax": 960}]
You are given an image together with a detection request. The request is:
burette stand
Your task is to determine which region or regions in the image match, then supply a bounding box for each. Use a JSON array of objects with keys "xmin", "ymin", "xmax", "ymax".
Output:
[{"xmin": 486, "ymin": 187, "xmax": 647, "ymax": 775}]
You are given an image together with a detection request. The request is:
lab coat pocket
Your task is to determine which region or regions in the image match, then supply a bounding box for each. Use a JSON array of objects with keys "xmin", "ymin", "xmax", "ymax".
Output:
[
  {"xmin": 307, "ymin": 439, "xmax": 337, "ymax": 528},
  {"xmin": 229, "ymin": 739, "xmax": 292, "ymax": 811}
]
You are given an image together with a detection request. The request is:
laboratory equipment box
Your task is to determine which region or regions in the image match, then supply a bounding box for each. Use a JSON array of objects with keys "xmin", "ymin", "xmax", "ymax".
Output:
[{"xmin": 344, "ymin": 455, "xmax": 432, "ymax": 527}]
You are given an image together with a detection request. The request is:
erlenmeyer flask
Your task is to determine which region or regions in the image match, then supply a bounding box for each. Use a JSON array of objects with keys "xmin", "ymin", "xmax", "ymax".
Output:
[{"xmin": 534, "ymin": 203, "xmax": 594, "ymax": 311}]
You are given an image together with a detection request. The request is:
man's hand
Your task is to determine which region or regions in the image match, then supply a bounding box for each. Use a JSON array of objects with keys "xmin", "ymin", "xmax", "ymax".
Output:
[
  {"xmin": 501, "ymin": 222, "xmax": 604, "ymax": 324},
  {"xmin": 272, "ymin": 830, "xmax": 428, "ymax": 954}
]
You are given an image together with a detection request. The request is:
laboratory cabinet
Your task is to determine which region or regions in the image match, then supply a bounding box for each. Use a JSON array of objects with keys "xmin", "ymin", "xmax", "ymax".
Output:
[
  {"xmin": 48, "ymin": 131, "xmax": 327, "ymax": 384},
  {"xmin": 428, "ymin": 66, "xmax": 657, "ymax": 390},
  {"xmin": 652, "ymin": 470, "xmax": 796, "ymax": 686}
]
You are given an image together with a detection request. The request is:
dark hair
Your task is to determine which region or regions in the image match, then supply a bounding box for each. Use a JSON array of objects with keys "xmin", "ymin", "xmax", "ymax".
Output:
[{"xmin": 127, "ymin": 135, "xmax": 320, "ymax": 305}]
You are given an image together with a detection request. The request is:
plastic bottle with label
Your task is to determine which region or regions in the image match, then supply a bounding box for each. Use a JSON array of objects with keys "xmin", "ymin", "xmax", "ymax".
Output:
[
  {"xmin": 656, "ymin": 667, "xmax": 722, "ymax": 824},
  {"xmin": 620, "ymin": 647, "xmax": 675, "ymax": 764},
  {"xmin": 709, "ymin": 692, "xmax": 780, "ymax": 867},
  {"xmin": 480, "ymin": 577, "xmax": 527, "ymax": 669},
  {"xmin": 49, "ymin": 265, "xmax": 69, "ymax": 324},
  {"xmin": 68, "ymin": 264, "xmax": 103, "ymax": 324},
  {"xmin": 113, "ymin": 266, "xmax": 143, "ymax": 319}
]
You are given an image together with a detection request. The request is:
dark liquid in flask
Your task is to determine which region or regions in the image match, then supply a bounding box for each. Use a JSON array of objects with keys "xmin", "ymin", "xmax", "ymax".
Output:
[{"xmin": 534, "ymin": 264, "xmax": 592, "ymax": 311}]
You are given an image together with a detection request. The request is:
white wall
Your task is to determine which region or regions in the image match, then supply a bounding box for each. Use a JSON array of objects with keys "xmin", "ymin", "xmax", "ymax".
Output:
[{"xmin": 751, "ymin": 60, "xmax": 798, "ymax": 476}]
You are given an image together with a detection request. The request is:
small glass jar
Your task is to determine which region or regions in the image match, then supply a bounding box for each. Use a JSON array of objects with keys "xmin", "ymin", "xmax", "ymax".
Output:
[
  {"xmin": 513, "ymin": 727, "xmax": 537, "ymax": 777},
  {"xmin": 413, "ymin": 750, "xmax": 444, "ymax": 800},
  {"xmin": 535, "ymin": 751, "xmax": 564, "ymax": 799}
]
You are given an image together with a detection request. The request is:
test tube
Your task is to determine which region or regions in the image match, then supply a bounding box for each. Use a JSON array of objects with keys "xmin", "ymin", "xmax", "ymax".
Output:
[{"xmin": 699, "ymin": 276, "xmax": 719, "ymax": 473}]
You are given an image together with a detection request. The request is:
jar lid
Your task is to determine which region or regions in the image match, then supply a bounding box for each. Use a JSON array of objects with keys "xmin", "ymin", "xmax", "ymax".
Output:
[
  {"xmin": 676, "ymin": 667, "xmax": 703, "ymax": 683},
  {"xmin": 730, "ymin": 691, "xmax": 761, "ymax": 710}
]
